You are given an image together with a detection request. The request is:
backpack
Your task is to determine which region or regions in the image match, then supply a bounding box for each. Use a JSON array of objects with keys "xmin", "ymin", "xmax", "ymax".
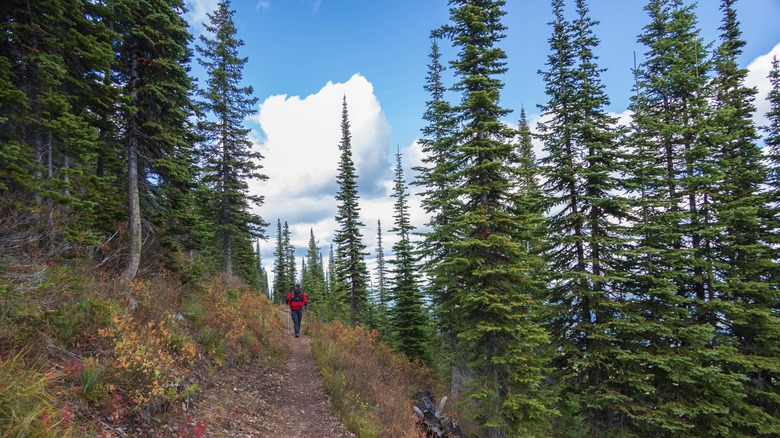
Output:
[{"xmin": 291, "ymin": 289, "xmax": 303, "ymax": 303}]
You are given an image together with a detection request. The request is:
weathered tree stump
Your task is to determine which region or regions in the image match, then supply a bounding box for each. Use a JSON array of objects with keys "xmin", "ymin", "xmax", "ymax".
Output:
[{"xmin": 413, "ymin": 391, "xmax": 464, "ymax": 438}]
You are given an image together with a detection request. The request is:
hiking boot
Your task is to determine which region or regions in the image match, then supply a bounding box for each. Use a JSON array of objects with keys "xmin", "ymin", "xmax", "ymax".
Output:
[{"xmin": 295, "ymin": 333, "xmax": 299, "ymax": 337}]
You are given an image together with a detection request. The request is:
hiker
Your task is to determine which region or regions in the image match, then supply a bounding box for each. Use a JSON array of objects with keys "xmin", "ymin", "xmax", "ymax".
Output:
[{"xmin": 286, "ymin": 283, "xmax": 308, "ymax": 337}]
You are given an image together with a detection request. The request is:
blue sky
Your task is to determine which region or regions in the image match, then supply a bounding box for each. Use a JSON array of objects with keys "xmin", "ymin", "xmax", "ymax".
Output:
[{"xmin": 184, "ymin": 0, "xmax": 780, "ymax": 284}]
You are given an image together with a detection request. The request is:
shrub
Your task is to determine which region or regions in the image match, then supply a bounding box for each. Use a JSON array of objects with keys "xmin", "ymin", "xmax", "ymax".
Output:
[
  {"xmin": 186, "ymin": 277, "xmax": 287, "ymax": 367},
  {"xmin": 97, "ymin": 310, "xmax": 198, "ymax": 412},
  {"xmin": 310, "ymin": 320, "xmax": 459, "ymax": 437}
]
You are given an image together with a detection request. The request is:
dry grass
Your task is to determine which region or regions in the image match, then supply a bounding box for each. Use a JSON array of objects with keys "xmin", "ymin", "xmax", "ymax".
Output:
[
  {"xmin": 309, "ymin": 320, "xmax": 472, "ymax": 437},
  {"xmin": 0, "ymin": 255, "xmax": 288, "ymax": 435}
]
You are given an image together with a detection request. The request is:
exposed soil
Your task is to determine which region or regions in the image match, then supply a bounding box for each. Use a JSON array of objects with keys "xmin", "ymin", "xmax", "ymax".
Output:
[{"xmin": 148, "ymin": 330, "xmax": 354, "ymax": 437}]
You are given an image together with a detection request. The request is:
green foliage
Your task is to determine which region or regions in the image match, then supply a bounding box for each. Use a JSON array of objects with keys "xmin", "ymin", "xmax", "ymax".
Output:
[
  {"xmin": 196, "ymin": 0, "xmax": 267, "ymax": 280},
  {"xmin": 75, "ymin": 357, "xmax": 109, "ymax": 403},
  {"xmin": 0, "ymin": 350, "xmax": 74, "ymax": 438},
  {"xmin": 50, "ymin": 297, "xmax": 119, "ymax": 345},
  {"xmin": 388, "ymin": 150, "xmax": 431, "ymax": 364},
  {"xmin": 435, "ymin": 1, "xmax": 556, "ymax": 434},
  {"xmin": 332, "ymin": 97, "xmax": 370, "ymax": 325}
]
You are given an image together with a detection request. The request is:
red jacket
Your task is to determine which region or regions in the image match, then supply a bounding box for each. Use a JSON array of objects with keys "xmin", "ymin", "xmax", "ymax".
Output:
[{"xmin": 287, "ymin": 291, "xmax": 308, "ymax": 311}]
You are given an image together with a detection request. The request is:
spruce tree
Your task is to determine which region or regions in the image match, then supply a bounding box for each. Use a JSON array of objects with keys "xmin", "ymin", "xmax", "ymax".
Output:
[
  {"xmin": 767, "ymin": 57, "xmax": 780, "ymax": 248},
  {"xmin": 272, "ymin": 219, "xmax": 287, "ymax": 302},
  {"xmin": 196, "ymin": 0, "xmax": 267, "ymax": 280},
  {"xmin": 440, "ymin": 1, "xmax": 553, "ymax": 434},
  {"xmin": 0, "ymin": 0, "xmax": 120, "ymax": 250},
  {"xmin": 374, "ymin": 220, "xmax": 390, "ymax": 333},
  {"xmin": 114, "ymin": 0, "xmax": 198, "ymax": 282},
  {"xmin": 388, "ymin": 150, "xmax": 430, "ymax": 363},
  {"xmin": 623, "ymin": 1, "xmax": 746, "ymax": 434},
  {"xmin": 302, "ymin": 228, "xmax": 326, "ymax": 313},
  {"xmin": 708, "ymin": 2, "xmax": 780, "ymax": 433},
  {"xmin": 255, "ymin": 240, "xmax": 269, "ymax": 296},
  {"xmin": 282, "ymin": 221, "xmax": 296, "ymax": 294},
  {"xmin": 537, "ymin": 0, "xmax": 630, "ymax": 433},
  {"xmin": 413, "ymin": 34, "xmax": 464, "ymax": 387},
  {"xmin": 332, "ymin": 96, "xmax": 369, "ymax": 325}
]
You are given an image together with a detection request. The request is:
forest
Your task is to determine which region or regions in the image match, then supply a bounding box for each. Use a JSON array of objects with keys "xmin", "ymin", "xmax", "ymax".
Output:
[{"xmin": 1, "ymin": 0, "xmax": 779, "ymax": 437}]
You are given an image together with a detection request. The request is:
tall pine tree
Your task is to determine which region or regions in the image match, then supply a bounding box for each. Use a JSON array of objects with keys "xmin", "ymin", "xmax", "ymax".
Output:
[
  {"xmin": 388, "ymin": 149, "xmax": 430, "ymax": 364},
  {"xmin": 413, "ymin": 34, "xmax": 464, "ymax": 390},
  {"xmin": 114, "ymin": 0, "xmax": 198, "ymax": 281},
  {"xmin": 623, "ymin": 1, "xmax": 746, "ymax": 434},
  {"xmin": 196, "ymin": 0, "xmax": 267, "ymax": 280},
  {"xmin": 332, "ymin": 96, "xmax": 369, "ymax": 325},
  {"xmin": 537, "ymin": 0, "xmax": 630, "ymax": 433},
  {"xmin": 708, "ymin": 2, "xmax": 780, "ymax": 433},
  {"xmin": 440, "ymin": 1, "xmax": 553, "ymax": 434}
]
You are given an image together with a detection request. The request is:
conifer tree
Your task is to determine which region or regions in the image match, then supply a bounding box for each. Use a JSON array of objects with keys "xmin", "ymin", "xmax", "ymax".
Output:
[
  {"xmin": 388, "ymin": 150, "xmax": 430, "ymax": 363},
  {"xmin": 196, "ymin": 0, "xmax": 267, "ymax": 280},
  {"xmin": 332, "ymin": 96, "xmax": 369, "ymax": 325},
  {"xmin": 0, "ymin": 0, "xmax": 120, "ymax": 248},
  {"xmin": 623, "ymin": 1, "xmax": 746, "ymax": 434},
  {"xmin": 302, "ymin": 228, "xmax": 326, "ymax": 312},
  {"xmin": 537, "ymin": 0, "xmax": 630, "ymax": 432},
  {"xmin": 255, "ymin": 240, "xmax": 269, "ymax": 296},
  {"xmin": 440, "ymin": 1, "xmax": 553, "ymax": 434},
  {"xmin": 413, "ymin": 34, "xmax": 463, "ymax": 385},
  {"xmin": 272, "ymin": 219, "xmax": 287, "ymax": 302},
  {"xmin": 709, "ymin": 2, "xmax": 780, "ymax": 433},
  {"xmin": 374, "ymin": 220, "xmax": 390, "ymax": 333},
  {"xmin": 767, "ymin": 57, "xmax": 780, "ymax": 249},
  {"xmin": 283, "ymin": 221, "xmax": 296, "ymax": 294},
  {"xmin": 114, "ymin": 0, "xmax": 198, "ymax": 282}
]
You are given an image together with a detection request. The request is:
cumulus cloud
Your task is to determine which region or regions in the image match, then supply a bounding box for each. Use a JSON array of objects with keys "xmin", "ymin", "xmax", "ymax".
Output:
[
  {"xmin": 746, "ymin": 42, "xmax": 780, "ymax": 130},
  {"xmin": 249, "ymin": 74, "xmax": 399, "ymax": 274},
  {"xmin": 184, "ymin": 0, "xmax": 219, "ymax": 34}
]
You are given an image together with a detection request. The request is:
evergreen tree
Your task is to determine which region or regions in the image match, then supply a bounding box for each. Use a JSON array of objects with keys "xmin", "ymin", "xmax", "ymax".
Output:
[
  {"xmin": 0, "ymin": 0, "xmax": 121, "ymax": 250},
  {"xmin": 284, "ymin": 221, "xmax": 296, "ymax": 293},
  {"xmin": 767, "ymin": 57, "xmax": 780, "ymax": 248},
  {"xmin": 114, "ymin": 0, "xmax": 198, "ymax": 282},
  {"xmin": 272, "ymin": 219, "xmax": 286, "ymax": 302},
  {"xmin": 388, "ymin": 150, "xmax": 430, "ymax": 363},
  {"xmin": 255, "ymin": 240, "xmax": 269, "ymax": 296},
  {"xmin": 332, "ymin": 96, "xmax": 369, "ymax": 325},
  {"xmin": 440, "ymin": 1, "xmax": 553, "ymax": 434},
  {"xmin": 413, "ymin": 34, "xmax": 464, "ymax": 388},
  {"xmin": 302, "ymin": 228, "xmax": 326, "ymax": 313},
  {"xmin": 374, "ymin": 219, "xmax": 389, "ymax": 333},
  {"xmin": 537, "ymin": 0, "xmax": 630, "ymax": 433},
  {"xmin": 709, "ymin": 1, "xmax": 780, "ymax": 433},
  {"xmin": 196, "ymin": 0, "xmax": 267, "ymax": 280},
  {"xmin": 623, "ymin": 1, "xmax": 746, "ymax": 434}
]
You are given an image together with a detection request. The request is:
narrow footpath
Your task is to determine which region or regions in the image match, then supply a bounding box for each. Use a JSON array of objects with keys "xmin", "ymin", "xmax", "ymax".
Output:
[{"xmin": 157, "ymin": 330, "xmax": 354, "ymax": 437}]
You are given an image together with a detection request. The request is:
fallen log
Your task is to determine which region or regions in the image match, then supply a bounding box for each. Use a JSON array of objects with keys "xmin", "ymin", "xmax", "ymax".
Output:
[{"xmin": 413, "ymin": 391, "xmax": 464, "ymax": 438}]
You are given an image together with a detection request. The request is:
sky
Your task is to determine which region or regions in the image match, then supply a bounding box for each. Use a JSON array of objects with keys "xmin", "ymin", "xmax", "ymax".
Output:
[{"xmin": 183, "ymin": 0, "xmax": 780, "ymax": 288}]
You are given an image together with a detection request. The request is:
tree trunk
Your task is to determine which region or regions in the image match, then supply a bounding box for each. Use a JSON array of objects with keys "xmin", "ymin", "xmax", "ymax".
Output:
[
  {"xmin": 124, "ymin": 57, "xmax": 142, "ymax": 283},
  {"xmin": 124, "ymin": 129, "xmax": 141, "ymax": 283}
]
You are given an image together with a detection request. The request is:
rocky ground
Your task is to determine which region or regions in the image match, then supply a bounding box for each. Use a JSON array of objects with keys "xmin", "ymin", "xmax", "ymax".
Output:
[{"xmin": 147, "ymin": 332, "xmax": 354, "ymax": 437}]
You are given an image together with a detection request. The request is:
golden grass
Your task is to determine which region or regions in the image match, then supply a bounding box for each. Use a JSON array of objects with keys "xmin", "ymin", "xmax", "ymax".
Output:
[{"xmin": 310, "ymin": 320, "xmax": 466, "ymax": 438}]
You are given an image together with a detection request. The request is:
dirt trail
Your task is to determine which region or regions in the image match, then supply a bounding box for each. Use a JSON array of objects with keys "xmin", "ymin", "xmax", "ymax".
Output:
[{"xmin": 154, "ymin": 327, "xmax": 354, "ymax": 437}]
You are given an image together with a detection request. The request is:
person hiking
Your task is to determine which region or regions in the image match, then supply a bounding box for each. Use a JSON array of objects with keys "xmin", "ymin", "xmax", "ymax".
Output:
[{"xmin": 286, "ymin": 283, "xmax": 308, "ymax": 337}]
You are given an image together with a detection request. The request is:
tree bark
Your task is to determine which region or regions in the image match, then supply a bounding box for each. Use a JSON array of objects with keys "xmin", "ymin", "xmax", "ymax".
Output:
[
  {"xmin": 124, "ymin": 57, "xmax": 142, "ymax": 283},
  {"xmin": 124, "ymin": 129, "xmax": 141, "ymax": 283}
]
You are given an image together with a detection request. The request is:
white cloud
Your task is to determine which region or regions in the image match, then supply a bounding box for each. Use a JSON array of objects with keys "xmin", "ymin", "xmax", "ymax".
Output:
[
  {"xmin": 746, "ymin": 42, "xmax": 780, "ymax": 130},
  {"xmin": 256, "ymin": 1, "xmax": 271, "ymax": 12},
  {"xmin": 184, "ymin": 0, "xmax": 219, "ymax": 34},
  {"xmin": 249, "ymin": 74, "xmax": 407, "ymax": 284}
]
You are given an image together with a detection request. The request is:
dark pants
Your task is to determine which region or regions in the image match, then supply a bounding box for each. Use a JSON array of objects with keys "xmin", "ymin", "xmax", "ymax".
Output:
[{"xmin": 291, "ymin": 309, "xmax": 303, "ymax": 335}]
